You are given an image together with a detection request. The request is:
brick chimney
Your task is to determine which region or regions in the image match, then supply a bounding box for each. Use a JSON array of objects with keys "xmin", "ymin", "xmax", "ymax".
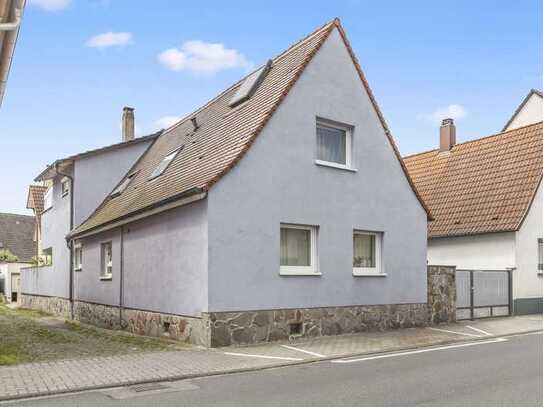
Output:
[
  {"xmin": 122, "ymin": 107, "xmax": 135, "ymax": 142},
  {"xmin": 440, "ymin": 118, "xmax": 456, "ymax": 152}
]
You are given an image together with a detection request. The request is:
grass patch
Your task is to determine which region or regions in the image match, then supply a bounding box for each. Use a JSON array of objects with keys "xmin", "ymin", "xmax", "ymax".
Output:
[{"xmin": 0, "ymin": 304, "xmax": 173, "ymax": 366}]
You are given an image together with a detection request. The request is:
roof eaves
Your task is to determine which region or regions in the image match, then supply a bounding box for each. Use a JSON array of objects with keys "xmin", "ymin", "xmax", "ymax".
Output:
[
  {"xmin": 502, "ymin": 88, "xmax": 543, "ymax": 132},
  {"xmin": 34, "ymin": 130, "xmax": 162, "ymax": 182}
]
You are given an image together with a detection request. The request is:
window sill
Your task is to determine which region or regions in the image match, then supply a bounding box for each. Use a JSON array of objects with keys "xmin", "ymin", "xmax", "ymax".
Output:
[
  {"xmin": 100, "ymin": 276, "xmax": 112, "ymax": 281},
  {"xmin": 280, "ymin": 270, "xmax": 322, "ymax": 276},
  {"xmin": 315, "ymin": 160, "xmax": 357, "ymax": 172},
  {"xmin": 353, "ymin": 271, "xmax": 387, "ymax": 277}
]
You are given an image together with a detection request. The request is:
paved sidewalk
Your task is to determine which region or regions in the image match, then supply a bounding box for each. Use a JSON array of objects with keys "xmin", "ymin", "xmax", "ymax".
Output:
[{"xmin": 2, "ymin": 315, "xmax": 543, "ymax": 401}]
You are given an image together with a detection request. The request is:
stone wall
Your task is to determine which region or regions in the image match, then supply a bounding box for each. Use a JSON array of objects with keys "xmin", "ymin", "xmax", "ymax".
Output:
[
  {"xmin": 204, "ymin": 303, "xmax": 429, "ymax": 347},
  {"xmin": 427, "ymin": 265, "xmax": 456, "ymax": 324},
  {"xmin": 20, "ymin": 294, "xmax": 71, "ymax": 319},
  {"xmin": 20, "ymin": 294, "xmax": 205, "ymax": 346}
]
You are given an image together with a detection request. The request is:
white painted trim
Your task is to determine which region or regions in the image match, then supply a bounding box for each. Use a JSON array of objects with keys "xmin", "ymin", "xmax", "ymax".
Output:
[
  {"xmin": 224, "ymin": 352, "xmax": 303, "ymax": 361},
  {"xmin": 280, "ymin": 345, "xmax": 326, "ymax": 358},
  {"xmin": 280, "ymin": 224, "xmax": 319, "ymax": 276},
  {"xmin": 315, "ymin": 160, "xmax": 357, "ymax": 172},
  {"xmin": 465, "ymin": 325, "xmax": 493, "ymax": 336},
  {"xmin": 353, "ymin": 231, "xmax": 383, "ymax": 275},
  {"xmin": 331, "ymin": 338, "xmax": 507, "ymax": 363}
]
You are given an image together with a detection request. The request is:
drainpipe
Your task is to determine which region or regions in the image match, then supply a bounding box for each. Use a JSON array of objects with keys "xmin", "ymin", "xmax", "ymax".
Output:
[
  {"xmin": 119, "ymin": 226, "xmax": 124, "ymax": 328},
  {"xmin": 56, "ymin": 163, "xmax": 75, "ymax": 320}
]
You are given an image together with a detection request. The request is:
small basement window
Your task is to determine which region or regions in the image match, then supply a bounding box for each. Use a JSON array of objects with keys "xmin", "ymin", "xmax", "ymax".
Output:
[
  {"xmin": 353, "ymin": 231, "xmax": 382, "ymax": 276},
  {"xmin": 228, "ymin": 60, "xmax": 272, "ymax": 107},
  {"xmin": 280, "ymin": 224, "xmax": 319, "ymax": 276},
  {"xmin": 148, "ymin": 147, "xmax": 183, "ymax": 180}
]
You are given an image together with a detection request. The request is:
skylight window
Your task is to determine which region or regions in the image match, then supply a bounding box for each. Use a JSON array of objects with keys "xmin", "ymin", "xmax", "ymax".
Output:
[
  {"xmin": 148, "ymin": 146, "xmax": 183, "ymax": 180},
  {"xmin": 228, "ymin": 60, "xmax": 272, "ymax": 107},
  {"xmin": 111, "ymin": 172, "xmax": 137, "ymax": 198}
]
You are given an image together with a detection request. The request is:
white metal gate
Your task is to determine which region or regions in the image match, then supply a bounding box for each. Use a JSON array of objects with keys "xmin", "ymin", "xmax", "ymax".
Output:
[{"xmin": 456, "ymin": 269, "xmax": 512, "ymax": 320}]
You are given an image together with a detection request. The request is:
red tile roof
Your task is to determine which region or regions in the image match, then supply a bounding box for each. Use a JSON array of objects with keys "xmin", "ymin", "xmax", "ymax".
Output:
[
  {"xmin": 71, "ymin": 19, "xmax": 429, "ymax": 238},
  {"xmin": 404, "ymin": 121, "xmax": 543, "ymax": 238}
]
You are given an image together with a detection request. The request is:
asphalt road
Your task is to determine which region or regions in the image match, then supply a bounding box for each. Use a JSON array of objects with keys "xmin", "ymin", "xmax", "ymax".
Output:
[{"xmin": 5, "ymin": 332, "xmax": 543, "ymax": 407}]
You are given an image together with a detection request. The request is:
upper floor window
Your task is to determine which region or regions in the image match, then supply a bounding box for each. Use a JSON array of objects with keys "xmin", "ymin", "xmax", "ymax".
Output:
[
  {"xmin": 316, "ymin": 119, "xmax": 353, "ymax": 169},
  {"xmin": 148, "ymin": 146, "xmax": 183, "ymax": 180},
  {"xmin": 42, "ymin": 247, "xmax": 53, "ymax": 266},
  {"xmin": 100, "ymin": 242, "xmax": 113, "ymax": 280},
  {"xmin": 280, "ymin": 224, "xmax": 319, "ymax": 276},
  {"xmin": 61, "ymin": 177, "xmax": 70, "ymax": 197},
  {"xmin": 43, "ymin": 187, "xmax": 53, "ymax": 211},
  {"xmin": 353, "ymin": 231, "xmax": 383, "ymax": 276}
]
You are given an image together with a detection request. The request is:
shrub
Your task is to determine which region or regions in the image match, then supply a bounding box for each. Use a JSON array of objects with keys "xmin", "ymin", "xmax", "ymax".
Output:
[{"xmin": 0, "ymin": 250, "xmax": 18, "ymax": 263}]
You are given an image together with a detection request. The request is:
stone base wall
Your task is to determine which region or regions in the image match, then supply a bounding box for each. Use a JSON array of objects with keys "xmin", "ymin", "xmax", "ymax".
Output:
[
  {"xmin": 204, "ymin": 303, "xmax": 429, "ymax": 347},
  {"xmin": 20, "ymin": 294, "xmax": 71, "ymax": 319},
  {"xmin": 20, "ymin": 294, "xmax": 205, "ymax": 346},
  {"xmin": 427, "ymin": 265, "xmax": 456, "ymax": 324}
]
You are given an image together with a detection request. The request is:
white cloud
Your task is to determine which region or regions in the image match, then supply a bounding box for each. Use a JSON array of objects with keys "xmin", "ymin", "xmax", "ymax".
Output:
[
  {"xmin": 154, "ymin": 116, "xmax": 181, "ymax": 130},
  {"xmin": 86, "ymin": 32, "xmax": 133, "ymax": 49},
  {"xmin": 158, "ymin": 40, "xmax": 252, "ymax": 75},
  {"xmin": 419, "ymin": 104, "xmax": 467, "ymax": 124},
  {"xmin": 29, "ymin": 0, "xmax": 70, "ymax": 10}
]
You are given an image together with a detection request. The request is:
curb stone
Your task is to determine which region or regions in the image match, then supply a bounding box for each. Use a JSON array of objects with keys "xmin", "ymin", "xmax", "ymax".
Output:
[{"xmin": 2, "ymin": 327, "xmax": 542, "ymax": 403}]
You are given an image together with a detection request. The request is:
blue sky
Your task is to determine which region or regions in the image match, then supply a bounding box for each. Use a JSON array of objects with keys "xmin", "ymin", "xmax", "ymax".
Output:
[{"xmin": 1, "ymin": 0, "xmax": 543, "ymax": 215}]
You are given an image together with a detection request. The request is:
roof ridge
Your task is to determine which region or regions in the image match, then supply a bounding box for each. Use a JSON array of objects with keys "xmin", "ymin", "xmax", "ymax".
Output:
[
  {"xmin": 404, "ymin": 119, "xmax": 543, "ymax": 160},
  {"xmin": 161, "ymin": 19, "xmax": 339, "ymax": 137},
  {"xmin": 0, "ymin": 212, "xmax": 34, "ymax": 219}
]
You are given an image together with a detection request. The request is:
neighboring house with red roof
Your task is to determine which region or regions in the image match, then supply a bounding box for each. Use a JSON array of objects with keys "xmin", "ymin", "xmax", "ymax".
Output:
[
  {"xmin": 405, "ymin": 117, "xmax": 543, "ymax": 315},
  {"xmin": 503, "ymin": 89, "xmax": 543, "ymax": 132},
  {"xmin": 22, "ymin": 19, "xmax": 430, "ymax": 347}
]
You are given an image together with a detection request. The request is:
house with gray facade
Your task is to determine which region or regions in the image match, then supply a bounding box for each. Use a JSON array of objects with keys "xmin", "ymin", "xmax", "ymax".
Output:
[{"xmin": 21, "ymin": 19, "xmax": 432, "ymax": 347}]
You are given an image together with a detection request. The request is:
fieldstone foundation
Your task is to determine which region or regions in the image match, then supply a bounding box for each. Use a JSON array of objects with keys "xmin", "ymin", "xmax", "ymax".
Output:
[
  {"xmin": 20, "ymin": 294, "xmax": 71, "ymax": 319},
  {"xmin": 21, "ymin": 266, "xmax": 456, "ymax": 347}
]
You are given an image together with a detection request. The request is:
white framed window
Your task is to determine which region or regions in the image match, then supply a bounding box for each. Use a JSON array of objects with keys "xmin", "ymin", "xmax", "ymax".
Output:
[
  {"xmin": 315, "ymin": 119, "xmax": 353, "ymax": 170},
  {"xmin": 280, "ymin": 224, "xmax": 319, "ymax": 276},
  {"xmin": 538, "ymin": 239, "xmax": 543, "ymax": 272},
  {"xmin": 73, "ymin": 244, "xmax": 82, "ymax": 272},
  {"xmin": 353, "ymin": 231, "xmax": 384, "ymax": 276},
  {"xmin": 100, "ymin": 242, "xmax": 112, "ymax": 279},
  {"xmin": 61, "ymin": 177, "xmax": 70, "ymax": 197},
  {"xmin": 148, "ymin": 146, "xmax": 183, "ymax": 180},
  {"xmin": 43, "ymin": 187, "xmax": 53, "ymax": 211}
]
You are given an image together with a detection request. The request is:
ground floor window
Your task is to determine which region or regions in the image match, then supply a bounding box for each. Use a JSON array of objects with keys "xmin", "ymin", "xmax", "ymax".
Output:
[
  {"xmin": 42, "ymin": 248, "xmax": 53, "ymax": 266},
  {"xmin": 73, "ymin": 244, "xmax": 82, "ymax": 271},
  {"xmin": 353, "ymin": 231, "xmax": 382, "ymax": 275},
  {"xmin": 100, "ymin": 242, "xmax": 112, "ymax": 279},
  {"xmin": 280, "ymin": 224, "xmax": 318, "ymax": 275},
  {"xmin": 538, "ymin": 239, "xmax": 543, "ymax": 271}
]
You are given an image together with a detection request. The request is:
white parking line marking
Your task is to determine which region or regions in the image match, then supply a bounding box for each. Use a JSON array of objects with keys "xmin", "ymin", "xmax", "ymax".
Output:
[
  {"xmin": 223, "ymin": 352, "xmax": 303, "ymax": 361},
  {"xmin": 331, "ymin": 338, "xmax": 507, "ymax": 364},
  {"xmin": 280, "ymin": 345, "xmax": 326, "ymax": 358},
  {"xmin": 428, "ymin": 327, "xmax": 482, "ymax": 338},
  {"xmin": 466, "ymin": 325, "xmax": 493, "ymax": 336}
]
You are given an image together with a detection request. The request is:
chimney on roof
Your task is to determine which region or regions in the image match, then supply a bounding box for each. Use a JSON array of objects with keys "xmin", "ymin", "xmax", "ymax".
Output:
[
  {"xmin": 122, "ymin": 107, "xmax": 135, "ymax": 142},
  {"xmin": 440, "ymin": 118, "xmax": 456, "ymax": 152}
]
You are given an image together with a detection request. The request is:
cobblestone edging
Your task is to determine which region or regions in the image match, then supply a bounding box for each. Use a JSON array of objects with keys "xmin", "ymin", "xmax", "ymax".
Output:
[
  {"xmin": 205, "ymin": 303, "xmax": 429, "ymax": 347},
  {"xmin": 20, "ymin": 294, "xmax": 205, "ymax": 346}
]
